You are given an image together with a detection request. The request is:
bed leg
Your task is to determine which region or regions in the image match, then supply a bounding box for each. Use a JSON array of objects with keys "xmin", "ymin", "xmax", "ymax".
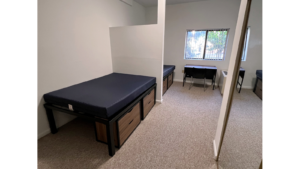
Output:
[
  {"xmin": 106, "ymin": 121, "xmax": 115, "ymax": 156},
  {"xmin": 44, "ymin": 106, "xmax": 58, "ymax": 134}
]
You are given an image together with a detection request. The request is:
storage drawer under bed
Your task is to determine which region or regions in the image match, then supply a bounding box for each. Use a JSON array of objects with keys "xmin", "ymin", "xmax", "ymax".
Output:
[
  {"xmin": 95, "ymin": 102, "xmax": 141, "ymax": 147},
  {"xmin": 142, "ymin": 88, "xmax": 155, "ymax": 119},
  {"xmin": 163, "ymin": 77, "xmax": 167, "ymax": 94},
  {"xmin": 168, "ymin": 73, "xmax": 173, "ymax": 88}
]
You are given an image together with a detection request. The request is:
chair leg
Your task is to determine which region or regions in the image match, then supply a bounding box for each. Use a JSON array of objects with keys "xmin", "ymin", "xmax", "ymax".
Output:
[
  {"xmin": 189, "ymin": 77, "xmax": 193, "ymax": 90},
  {"xmin": 204, "ymin": 78, "xmax": 206, "ymax": 91}
]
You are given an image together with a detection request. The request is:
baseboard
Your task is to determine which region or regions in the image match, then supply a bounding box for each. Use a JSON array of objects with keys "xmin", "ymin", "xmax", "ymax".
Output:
[
  {"xmin": 241, "ymin": 86, "xmax": 253, "ymax": 89},
  {"xmin": 38, "ymin": 129, "xmax": 51, "ymax": 139},
  {"xmin": 213, "ymin": 140, "xmax": 218, "ymax": 160},
  {"xmin": 156, "ymin": 99, "xmax": 163, "ymax": 103},
  {"xmin": 174, "ymin": 79, "xmax": 253, "ymax": 90},
  {"xmin": 173, "ymin": 79, "xmax": 191, "ymax": 83}
]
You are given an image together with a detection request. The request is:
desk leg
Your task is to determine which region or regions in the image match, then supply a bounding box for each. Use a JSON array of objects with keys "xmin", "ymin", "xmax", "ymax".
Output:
[
  {"xmin": 183, "ymin": 75, "xmax": 185, "ymax": 87},
  {"xmin": 213, "ymin": 75, "xmax": 216, "ymax": 90},
  {"xmin": 106, "ymin": 121, "xmax": 115, "ymax": 156},
  {"xmin": 239, "ymin": 76, "xmax": 244, "ymax": 93},
  {"xmin": 236, "ymin": 76, "xmax": 240, "ymax": 90},
  {"xmin": 213, "ymin": 70, "xmax": 217, "ymax": 90},
  {"xmin": 45, "ymin": 106, "xmax": 58, "ymax": 134}
]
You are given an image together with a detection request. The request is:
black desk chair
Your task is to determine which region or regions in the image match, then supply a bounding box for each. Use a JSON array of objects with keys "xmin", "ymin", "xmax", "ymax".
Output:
[
  {"xmin": 205, "ymin": 69, "xmax": 216, "ymax": 90},
  {"xmin": 183, "ymin": 67, "xmax": 193, "ymax": 87},
  {"xmin": 190, "ymin": 68, "xmax": 206, "ymax": 91}
]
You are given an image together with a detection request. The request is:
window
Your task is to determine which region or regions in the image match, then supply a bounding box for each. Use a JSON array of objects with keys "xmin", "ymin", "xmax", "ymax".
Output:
[
  {"xmin": 241, "ymin": 27, "xmax": 250, "ymax": 61},
  {"xmin": 184, "ymin": 29, "xmax": 228, "ymax": 60}
]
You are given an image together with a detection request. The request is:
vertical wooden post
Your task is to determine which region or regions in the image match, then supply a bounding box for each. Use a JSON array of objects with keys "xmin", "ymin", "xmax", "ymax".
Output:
[
  {"xmin": 259, "ymin": 159, "xmax": 264, "ymax": 169},
  {"xmin": 213, "ymin": 0, "xmax": 252, "ymax": 161},
  {"xmin": 158, "ymin": 0, "xmax": 166, "ymax": 103}
]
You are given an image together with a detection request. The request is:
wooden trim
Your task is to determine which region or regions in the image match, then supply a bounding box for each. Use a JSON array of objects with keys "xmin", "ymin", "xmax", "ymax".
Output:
[
  {"xmin": 259, "ymin": 159, "xmax": 264, "ymax": 169},
  {"xmin": 202, "ymin": 30, "xmax": 208, "ymax": 59},
  {"xmin": 163, "ymin": 78, "xmax": 167, "ymax": 94},
  {"xmin": 214, "ymin": 0, "xmax": 252, "ymax": 161},
  {"xmin": 143, "ymin": 89, "xmax": 155, "ymax": 118},
  {"xmin": 95, "ymin": 102, "xmax": 142, "ymax": 147}
]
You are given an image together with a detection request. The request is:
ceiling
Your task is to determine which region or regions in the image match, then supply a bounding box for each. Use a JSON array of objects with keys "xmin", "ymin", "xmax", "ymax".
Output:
[{"xmin": 134, "ymin": 0, "xmax": 210, "ymax": 7}]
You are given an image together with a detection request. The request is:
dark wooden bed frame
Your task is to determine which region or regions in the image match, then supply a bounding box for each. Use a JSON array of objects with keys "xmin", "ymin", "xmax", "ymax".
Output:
[{"xmin": 44, "ymin": 83, "xmax": 157, "ymax": 157}]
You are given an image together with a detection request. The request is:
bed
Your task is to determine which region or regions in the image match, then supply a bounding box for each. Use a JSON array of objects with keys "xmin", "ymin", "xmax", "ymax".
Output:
[
  {"xmin": 253, "ymin": 70, "xmax": 262, "ymax": 99},
  {"xmin": 43, "ymin": 73, "xmax": 156, "ymax": 156},
  {"xmin": 163, "ymin": 65, "xmax": 175, "ymax": 78},
  {"xmin": 163, "ymin": 65, "xmax": 175, "ymax": 94},
  {"xmin": 256, "ymin": 70, "xmax": 262, "ymax": 79}
]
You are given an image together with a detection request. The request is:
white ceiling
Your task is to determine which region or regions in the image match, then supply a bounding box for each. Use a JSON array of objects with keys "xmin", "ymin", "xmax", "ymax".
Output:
[{"xmin": 134, "ymin": 0, "xmax": 210, "ymax": 7}]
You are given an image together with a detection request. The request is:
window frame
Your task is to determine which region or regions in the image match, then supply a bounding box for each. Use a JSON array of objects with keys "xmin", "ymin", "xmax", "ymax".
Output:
[{"xmin": 184, "ymin": 29, "xmax": 229, "ymax": 61}]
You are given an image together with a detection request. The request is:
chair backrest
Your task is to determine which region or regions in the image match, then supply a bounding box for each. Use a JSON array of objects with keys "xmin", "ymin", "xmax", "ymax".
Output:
[
  {"xmin": 205, "ymin": 69, "xmax": 216, "ymax": 80},
  {"xmin": 184, "ymin": 67, "xmax": 193, "ymax": 77},
  {"xmin": 193, "ymin": 68, "xmax": 205, "ymax": 79}
]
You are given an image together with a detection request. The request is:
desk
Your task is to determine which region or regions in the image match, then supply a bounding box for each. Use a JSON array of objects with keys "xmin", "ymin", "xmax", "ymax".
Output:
[
  {"xmin": 218, "ymin": 67, "xmax": 245, "ymax": 93},
  {"xmin": 183, "ymin": 64, "xmax": 217, "ymax": 90}
]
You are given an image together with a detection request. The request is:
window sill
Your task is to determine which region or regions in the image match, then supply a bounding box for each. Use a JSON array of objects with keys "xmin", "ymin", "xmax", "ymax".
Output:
[{"xmin": 184, "ymin": 59, "xmax": 224, "ymax": 61}]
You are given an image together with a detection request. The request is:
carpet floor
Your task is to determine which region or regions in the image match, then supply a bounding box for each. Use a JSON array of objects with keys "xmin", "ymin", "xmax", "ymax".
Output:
[{"xmin": 38, "ymin": 82, "xmax": 262, "ymax": 169}]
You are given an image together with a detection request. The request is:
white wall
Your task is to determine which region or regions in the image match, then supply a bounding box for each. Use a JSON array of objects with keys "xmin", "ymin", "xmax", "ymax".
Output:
[
  {"xmin": 146, "ymin": 0, "xmax": 262, "ymax": 88},
  {"xmin": 145, "ymin": 6, "xmax": 158, "ymax": 24},
  {"xmin": 110, "ymin": 0, "xmax": 166, "ymax": 102},
  {"xmin": 38, "ymin": 0, "xmax": 147, "ymax": 138}
]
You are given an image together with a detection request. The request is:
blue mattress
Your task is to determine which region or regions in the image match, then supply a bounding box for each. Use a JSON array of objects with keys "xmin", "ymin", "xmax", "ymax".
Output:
[
  {"xmin": 43, "ymin": 73, "xmax": 156, "ymax": 119},
  {"xmin": 163, "ymin": 65, "xmax": 175, "ymax": 77},
  {"xmin": 256, "ymin": 70, "xmax": 262, "ymax": 79}
]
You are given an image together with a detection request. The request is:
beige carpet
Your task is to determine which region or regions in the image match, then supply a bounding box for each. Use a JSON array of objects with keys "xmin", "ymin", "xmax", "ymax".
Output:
[
  {"xmin": 218, "ymin": 84, "xmax": 262, "ymax": 169},
  {"xmin": 38, "ymin": 82, "xmax": 262, "ymax": 169}
]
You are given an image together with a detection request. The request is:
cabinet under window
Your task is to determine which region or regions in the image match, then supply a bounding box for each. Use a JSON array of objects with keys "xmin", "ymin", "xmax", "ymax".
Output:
[{"xmin": 184, "ymin": 29, "xmax": 229, "ymax": 60}]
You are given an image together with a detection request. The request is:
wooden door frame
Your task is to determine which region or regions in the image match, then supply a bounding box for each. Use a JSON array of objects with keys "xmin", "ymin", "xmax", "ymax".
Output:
[{"xmin": 213, "ymin": 0, "xmax": 252, "ymax": 161}]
